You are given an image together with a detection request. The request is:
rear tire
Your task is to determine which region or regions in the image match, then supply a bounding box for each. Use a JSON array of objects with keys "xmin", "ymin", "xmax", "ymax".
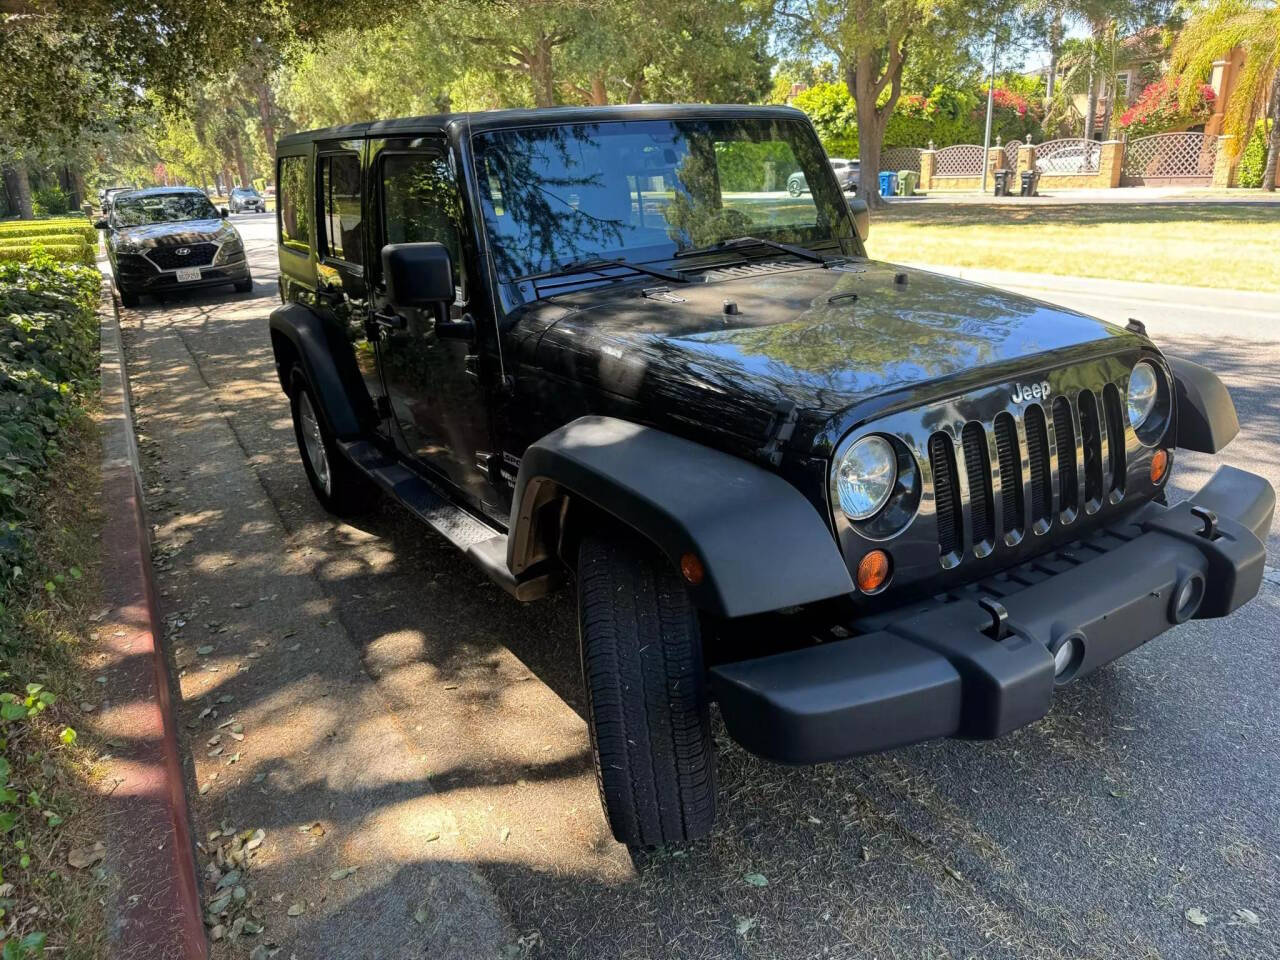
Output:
[
  {"xmin": 289, "ymin": 367, "xmax": 377, "ymax": 517},
  {"xmin": 578, "ymin": 527, "xmax": 716, "ymax": 848}
]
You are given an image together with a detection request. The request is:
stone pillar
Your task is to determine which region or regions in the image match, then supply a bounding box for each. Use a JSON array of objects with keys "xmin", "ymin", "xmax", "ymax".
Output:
[
  {"xmin": 919, "ymin": 148, "xmax": 936, "ymax": 191},
  {"xmin": 1206, "ymin": 48, "xmax": 1246, "ymax": 138},
  {"xmin": 1212, "ymin": 135, "xmax": 1239, "ymax": 187},
  {"xmin": 1017, "ymin": 143, "xmax": 1037, "ymax": 177},
  {"xmin": 988, "ymin": 145, "xmax": 1006, "ymax": 174},
  {"xmin": 1098, "ymin": 140, "xmax": 1124, "ymax": 187}
]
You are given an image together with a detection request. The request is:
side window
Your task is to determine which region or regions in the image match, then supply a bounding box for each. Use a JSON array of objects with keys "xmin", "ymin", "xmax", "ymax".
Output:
[
  {"xmin": 278, "ymin": 156, "xmax": 311, "ymax": 252},
  {"xmin": 320, "ymin": 153, "xmax": 363, "ymax": 265},
  {"xmin": 380, "ymin": 153, "xmax": 464, "ymax": 291}
]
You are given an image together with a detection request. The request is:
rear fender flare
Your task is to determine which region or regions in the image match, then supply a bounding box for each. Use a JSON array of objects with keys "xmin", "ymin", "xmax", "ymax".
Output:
[
  {"xmin": 508, "ymin": 416, "xmax": 854, "ymax": 618},
  {"xmin": 268, "ymin": 302, "xmax": 373, "ymax": 440}
]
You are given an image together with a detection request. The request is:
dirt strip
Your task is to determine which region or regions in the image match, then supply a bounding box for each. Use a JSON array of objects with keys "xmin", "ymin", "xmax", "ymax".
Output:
[{"xmin": 95, "ymin": 282, "xmax": 208, "ymax": 959}]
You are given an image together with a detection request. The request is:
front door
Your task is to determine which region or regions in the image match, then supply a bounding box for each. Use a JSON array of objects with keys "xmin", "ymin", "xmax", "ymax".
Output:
[{"xmin": 366, "ymin": 134, "xmax": 504, "ymax": 519}]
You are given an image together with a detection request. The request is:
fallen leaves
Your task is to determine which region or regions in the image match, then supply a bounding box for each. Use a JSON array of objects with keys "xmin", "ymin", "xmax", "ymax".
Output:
[
  {"xmin": 1185, "ymin": 906, "xmax": 1209, "ymax": 927},
  {"xmin": 67, "ymin": 841, "xmax": 105, "ymax": 869},
  {"xmin": 742, "ymin": 872, "xmax": 768, "ymax": 887}
]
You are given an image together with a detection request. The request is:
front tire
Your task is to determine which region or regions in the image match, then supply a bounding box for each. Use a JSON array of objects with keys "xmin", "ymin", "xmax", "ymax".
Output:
[
  {"xmin": 289, "ymin": 368, "xmax": 376, "ymax": 516},
  {"xmin": 578, "ymin": 527, "xmax": 716, "ymax": 848},
  {"xmin": 234, "ymin": 274, "xmax": 253, "ymax": 293},
  {"xmin": 118, "ymin": 285, "xmax": 140, "ymax": 308}
]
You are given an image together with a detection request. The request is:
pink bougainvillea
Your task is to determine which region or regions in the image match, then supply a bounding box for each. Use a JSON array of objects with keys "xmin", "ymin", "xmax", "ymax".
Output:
[{"xmin": 1118, "ymin": 77, "xmax": 1215, "ymax": 136}]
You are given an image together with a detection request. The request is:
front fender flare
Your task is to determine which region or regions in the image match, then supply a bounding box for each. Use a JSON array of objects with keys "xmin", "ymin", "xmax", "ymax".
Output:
[
  {"xmin": 1167, "ymin": 355, "xmax": 1239, "ymax": 454},
  {"xmin": 508, "ymin": 416, "xmax": 854, "ymax": 618},
  {"xmin": 268, "ymin": 303, "xmax": 373, "ymax": 439}
]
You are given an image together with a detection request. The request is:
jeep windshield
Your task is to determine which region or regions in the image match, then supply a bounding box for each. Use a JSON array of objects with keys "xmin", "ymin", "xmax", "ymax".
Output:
[
  {"xmin": 112, "ymin": 193, "xmax": 219, "ymax": 227},
  {"xmin": 471, "ymin": 116, "xmax": 856, "ymax": 286}
]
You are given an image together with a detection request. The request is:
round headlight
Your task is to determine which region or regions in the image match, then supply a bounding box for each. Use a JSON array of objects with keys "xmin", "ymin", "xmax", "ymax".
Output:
[
  {"xmin": 834, "ymin": 435, "xmax": 897, "ymax": 520},
  {"xmin": 1127, "ymin": 361, "xmax": 1159, "ymax": 429}
]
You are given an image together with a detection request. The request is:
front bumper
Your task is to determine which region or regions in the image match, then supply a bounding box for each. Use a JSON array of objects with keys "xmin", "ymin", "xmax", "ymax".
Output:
[
  {"xmin": 711, "ymin": 466, "xmax": 1274, "ymax": 764},
  {"xmin": 117, "ymin": 253, "xmax": 249, "ymax": 293}
]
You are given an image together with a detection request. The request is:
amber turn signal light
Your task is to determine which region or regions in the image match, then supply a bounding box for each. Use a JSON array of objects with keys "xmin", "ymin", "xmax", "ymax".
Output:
[
  {"xmin": 1150, "ymin": 448, "xmax": 1169, "ymax": 485},
  {"xmin": 856, "ymin": 549, "xmax": 891, "ymax": 593},
  {"xmin": 680, "ymin": 552, "xmax": 705, "ymax": 586}
]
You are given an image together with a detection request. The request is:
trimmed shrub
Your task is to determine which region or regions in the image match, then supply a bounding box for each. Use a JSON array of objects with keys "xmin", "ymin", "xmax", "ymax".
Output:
[
  {"xmin": 0, "ymin": 241, "xmax": 95, "ymax": 266},
  {"xmin": 0, "ymin": 218, "xmax": 96, "ymax": 243},
  {"xmin": 1237, "ymin": 123, "xmax": 1270, "ymax": 189},
  {"xmin": 0, "ymin": 258, "xmax": 100, "ymax": 594}
]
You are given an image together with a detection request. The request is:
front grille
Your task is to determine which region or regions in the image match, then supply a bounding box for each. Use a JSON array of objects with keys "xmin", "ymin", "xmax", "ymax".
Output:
[
  {"xmin": 928, "ymin": 391, "xmax": 1128, "ymax": 562},
  {"xmin": 148, "ymin": 242, "xmax": 218, "ymax": 269}
]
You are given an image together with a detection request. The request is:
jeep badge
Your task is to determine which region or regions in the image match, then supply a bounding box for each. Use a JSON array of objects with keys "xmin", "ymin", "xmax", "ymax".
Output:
[{"xmin": 1011, "ymin": 380, "xmax": 1052, "ymax": 403}]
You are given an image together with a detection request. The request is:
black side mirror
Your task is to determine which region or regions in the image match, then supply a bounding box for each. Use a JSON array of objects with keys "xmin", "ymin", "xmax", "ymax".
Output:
[
  {"xmin": 848, "ymin": 196, "xmax": 870, "ymax": 241},
  {"xmin": 93, "ymin": 219, "xmax": 109, "ymax": 230},
  {"xmin": 381, "ymin": 241, "xmax": 474, "ymax": 339},
  {"xmin": 219, "ymin": 206, "xmax": 229, "ymax": 218}
]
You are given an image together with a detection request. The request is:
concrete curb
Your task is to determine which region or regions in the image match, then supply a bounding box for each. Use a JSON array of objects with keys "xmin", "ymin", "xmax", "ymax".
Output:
[{"xmin": 96, "ymin": 278, "xmax": 208, "ymax": 960}]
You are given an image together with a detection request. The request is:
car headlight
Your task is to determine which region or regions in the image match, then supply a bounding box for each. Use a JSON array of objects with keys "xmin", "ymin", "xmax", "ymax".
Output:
[
  {"xmin": 115, "ymin": 239, "xmax": 142, "ymax": 254},
  {"xmin": 1127, "ymin": 361, "xmax": 1159, "ymax": 429},
  {"xmin": 834, "ymin": 435, "xmax": 897, "ymax": 520},
  {"xmin": 214, "ymin": 236, "xmax": 244, "ymax": 264}
]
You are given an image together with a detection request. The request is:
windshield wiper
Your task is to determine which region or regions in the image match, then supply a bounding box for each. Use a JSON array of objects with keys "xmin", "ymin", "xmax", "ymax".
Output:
[
  {"xmin": 520, "ymin": 256, "xmax": 688, "ymax": 285},
  {"xmin": 674, "ymin": 235, "xmax": 829, "ymax": 265}
]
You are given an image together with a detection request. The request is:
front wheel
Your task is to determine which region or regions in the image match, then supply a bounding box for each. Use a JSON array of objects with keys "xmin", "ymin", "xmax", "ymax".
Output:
[
  {"xmin": 578, "ymin": 527, "xmax": 716, "ymax": 848},
  {"xmin": 234, "ymin": 274, "xmax": 253, "ymax": 293},
  {"xmin": 118, "ymin": 285, "xmax": 140, "ymax": 308},
  {"xmin": 289, "ymin": 368, "xmax": 376, "ymax": 516}
]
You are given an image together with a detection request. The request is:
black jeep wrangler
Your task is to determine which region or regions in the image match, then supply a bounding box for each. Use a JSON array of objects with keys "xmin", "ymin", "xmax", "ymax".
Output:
[{"xmin": 270, "ymin": 105, "xmax": 1273, "ymax": 848}]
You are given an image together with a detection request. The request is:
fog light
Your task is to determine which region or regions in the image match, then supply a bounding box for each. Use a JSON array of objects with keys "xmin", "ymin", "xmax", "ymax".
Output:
[
  {"xmin": 1170, "ymin": 573, "xmax": 1204, "ymax": 623},
  {"xmin": 1150, "ymin": 448, "xmax": 1169, "ymax": 484},
  {"xmin": 1049, "ymin": 633, "xmax": 1084, "ymax": 683},
  {"xmin": 856, "ymin": 549, "xmax": 891, "ymax": 593}
]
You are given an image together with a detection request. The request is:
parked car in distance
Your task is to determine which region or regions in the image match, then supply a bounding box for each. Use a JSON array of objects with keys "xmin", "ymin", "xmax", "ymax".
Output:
[
  {"xmin": 1036, "ymin": 141, "xmax": 1102, "ymax": 175},
  {"xmin": 269, "ymin": 104, "xmax": 1271, "ymax": 850},
  {"xmin": 99, "ymin": 186, "xmax": 133, "ymax": 214},
  {"xmin": 788, "ymin": 157, "xmax": 858, "ymax": 196},
  {"xmin": 96, "ymin": 186, "xmax": 252, "ymax": 308},
  {"xmin": 229, "ymin": 185, "xmax": 265, "ymax": 213}
]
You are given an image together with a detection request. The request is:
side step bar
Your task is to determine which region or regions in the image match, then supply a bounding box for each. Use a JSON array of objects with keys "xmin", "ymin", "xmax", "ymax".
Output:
[{"xmin": 339, "ymin": 440, "xmax": 561, "ymax": 601}]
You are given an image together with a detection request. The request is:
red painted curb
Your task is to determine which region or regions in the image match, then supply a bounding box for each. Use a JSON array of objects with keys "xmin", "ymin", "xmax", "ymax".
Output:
[{"xmin": 97, "ymin": 281, "xmax": 208, "ymax": 960}]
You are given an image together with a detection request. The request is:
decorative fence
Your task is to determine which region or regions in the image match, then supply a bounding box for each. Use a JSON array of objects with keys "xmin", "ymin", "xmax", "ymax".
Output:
[
  {"xmin": 1035, "ymin": 138, "xmax": 1101, "ymax": 175},
  {"xmin": 1002, "ymin": 140, "xmax": 1022, "ymax": 170},
  {"xmin": 934, "ymin": 144, "xmax": 986, "ymax": 177},
  {"xmin": 1121, "ymin": 132, "xmax": 1218, "ymax": 185},
  {"xmin": 881, "ymin": 146, "xmax": 923, "ymax": 175}
]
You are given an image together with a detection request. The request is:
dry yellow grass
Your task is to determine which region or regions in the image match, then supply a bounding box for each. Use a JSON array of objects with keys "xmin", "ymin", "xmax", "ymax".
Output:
[{"xmin": 868, "ymin": 201, "xmax": 1280, "ymax": 292}]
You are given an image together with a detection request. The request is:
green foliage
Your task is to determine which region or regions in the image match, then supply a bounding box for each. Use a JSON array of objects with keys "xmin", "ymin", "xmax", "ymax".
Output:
[
  {"xmin": 1237, "ymin": 122, "xmax": 1270, "ymax": 188},
  {"xmin": 0, "ymin": 260, "xmax": 100, "ymax": 597},
  {"xmin": 0, "ymin": 221, "xmax": 95, "ymax": 244},
  {"xmin": 0, "ymin": 243, "xmax": 95, "ymax": 267},
  {"xmin": 30, "ymin": 188, "xmax": 69, "ymax": 218}
]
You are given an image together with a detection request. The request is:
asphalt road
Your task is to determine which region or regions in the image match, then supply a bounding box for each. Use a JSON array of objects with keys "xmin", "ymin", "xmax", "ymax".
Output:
[{"xmin": 118, "ymin": 212, "xmax": 1280, "ymax": 960}]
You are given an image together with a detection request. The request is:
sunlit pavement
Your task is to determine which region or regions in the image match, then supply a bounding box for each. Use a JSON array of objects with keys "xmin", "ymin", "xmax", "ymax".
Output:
[{"xmin": 115, "ymin": 212, "xmax": 1280, "ymax": 959}]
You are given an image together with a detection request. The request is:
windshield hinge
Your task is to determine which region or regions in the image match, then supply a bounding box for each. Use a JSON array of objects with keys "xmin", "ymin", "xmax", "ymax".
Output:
[
  {"xmin": 758, "ymin": 398, "xmax": 798, "ymax": 468},
  {"xmin": 642, "ymin": 285, "xmax": 686, "ymax": 303}
]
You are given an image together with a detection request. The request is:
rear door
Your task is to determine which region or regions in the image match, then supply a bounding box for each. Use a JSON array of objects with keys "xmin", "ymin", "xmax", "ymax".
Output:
[{"xmin": 366, "ymin": 132, "xmax": 506, "ymax": 519}]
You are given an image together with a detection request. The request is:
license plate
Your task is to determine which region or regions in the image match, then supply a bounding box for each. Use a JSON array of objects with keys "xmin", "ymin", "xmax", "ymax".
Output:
[{"xmin": 176, "ymin": 267, "xmax": 201, "ymax": 282}]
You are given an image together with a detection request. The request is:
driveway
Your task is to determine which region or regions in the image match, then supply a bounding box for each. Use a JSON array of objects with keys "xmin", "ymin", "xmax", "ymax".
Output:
[{"xmin": 117, "ymin": 213, "xmax": 1280, "ymax": 959}]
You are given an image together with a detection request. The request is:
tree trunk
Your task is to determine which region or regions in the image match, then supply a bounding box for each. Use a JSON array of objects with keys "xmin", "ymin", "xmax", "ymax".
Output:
[
  {"xmin": 528, "ymin": 35, "xmax": 557, "ymax": 108},
  {"xmin": 1083, "ymin": 69, "xmax": 1098, "ymax": 141},
  {"xmin": 845, "ymin": 52, "xmax": 904, "ymax": 208},
  {"xmin": 3, "ymin": 161, "xmax": 34, "ymax": 219},
  {"xmin": 255, "ymin": 83, "xmax": 278, "ymax": 162},
  {"xmin": 221, "ymin": 166, "xmax": 234, "ymax": 195},
  {"xmin": 590, "ymin": 74, "xmax": 608, "ymax": 106},
  {"xmin": 231, "ymin": 131, "xmax": 252, "ymax": 187},
  {"xmin": 1045, "ymin": 7, "xmax": 1062, "ymax": 104},
  {"xmin": 1263, "ymin": 71, "xmax": 1280, "ymax": 192}
]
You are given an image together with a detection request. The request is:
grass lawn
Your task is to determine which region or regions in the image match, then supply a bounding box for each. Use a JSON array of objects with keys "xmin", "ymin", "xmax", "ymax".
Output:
[{"xmin": 868, "ymin": 201, "xmax": 1280, "ymax": 293}]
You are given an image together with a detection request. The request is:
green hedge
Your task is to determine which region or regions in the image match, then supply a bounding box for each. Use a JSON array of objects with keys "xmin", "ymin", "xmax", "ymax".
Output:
[
  {"xmin": 1237, "ymin": 123, "xmax": 1271, "ymax": 189},
  {"xmin": 0, "ymin": 259, "xmax": 101, "ymax": 596},
  {"xmin": 0, "ymin": 218, "xmax": 96, "ymax": 242},
  {"xmin": 0, "ymin": 242, "xmax": 95, "ymax": 266}
]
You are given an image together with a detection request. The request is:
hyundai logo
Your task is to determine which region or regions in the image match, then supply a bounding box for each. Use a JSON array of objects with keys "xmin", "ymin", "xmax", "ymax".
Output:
[{"xmin": 174, "ymin": 247, "xmax": 191, "ymax": 256}]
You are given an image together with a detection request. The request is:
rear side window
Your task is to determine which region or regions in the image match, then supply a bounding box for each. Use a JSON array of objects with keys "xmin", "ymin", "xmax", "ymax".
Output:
[
  {"xmin": 278, "ymin": 156, "xmax": 311, "ymax": 252},
  {"xmin": 320, "ymin": 153, "xmax": 363, "ymax": 265},
  {"xmin": 380, "ymin": 153, "xmax": 464, "ymax": 289}
]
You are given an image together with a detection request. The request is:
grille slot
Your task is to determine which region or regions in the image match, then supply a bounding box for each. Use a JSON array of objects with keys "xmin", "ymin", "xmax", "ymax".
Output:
[
  {"xmin": 929, "ymin": 433, "xmax": 962, "ymax": 559},
  {"xmin": 148, "ymin": 242, "xmax": 218, "ymax": 269},
  {"xmin": 1078, "ymin": 390, "xmax": 1104, "ymax": 508},
  {"xmin": 1024, "ymin": 404, "xmax": 1052, "ymax": 529},
  {"xmin": 993, "ymin": 412, "xmax": 1024, "ymax": 539},
  {"xmin": 961, "ymin": 422, "xmax": 993, "ymax": 548},
  {"xmin": 1102, "ymin": 383, "xmax": 1127, "ymax": 496},
  {"xmin": 1052, "ymin": 396, "xmax": 1078, "ymax": 518}
]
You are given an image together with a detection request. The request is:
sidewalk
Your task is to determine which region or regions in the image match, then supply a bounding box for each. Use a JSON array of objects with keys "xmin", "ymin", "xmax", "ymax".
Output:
[{"xmin": 903, "ymin": 186, "xmax": 1280, "ymax": 206}]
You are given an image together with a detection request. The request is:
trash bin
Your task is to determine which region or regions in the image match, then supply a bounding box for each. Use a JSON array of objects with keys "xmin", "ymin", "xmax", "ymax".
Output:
[
  {"xmin": 1020, "ymin": 170, "xmax": 1040, "ymax": 197},
  {"xmin": 897, "ymin": 170, "xmax": 918, "ymax": 196},
  {"xmin": 993, "ymin": 169, "xmax": 1011, "ymax": 196},
  {"xmin": 878, "ymin": 171, "xmax": 898, "ymax": 197}
]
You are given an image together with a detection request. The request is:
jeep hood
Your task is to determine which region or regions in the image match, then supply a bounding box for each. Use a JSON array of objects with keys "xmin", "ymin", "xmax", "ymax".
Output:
[{"xmin": 533, "ymin": 260, "xmax": 1139, "ymax": 451}]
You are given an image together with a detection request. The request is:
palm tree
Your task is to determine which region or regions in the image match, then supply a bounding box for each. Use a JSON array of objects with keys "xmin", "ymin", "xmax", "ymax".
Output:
[{"xmin": 1171, "ymin": 0, "xmax": 1279, "ymax": 190}]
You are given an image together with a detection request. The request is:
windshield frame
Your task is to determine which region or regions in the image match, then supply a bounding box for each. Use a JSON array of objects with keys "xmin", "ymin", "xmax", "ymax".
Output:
[
  {"xmin": 465, "ymin": 112, "xmax": 860, "ymax": 305},
  {"xmin": 110, "ymin": 191, "xmax": 220, "ymax": 228}
]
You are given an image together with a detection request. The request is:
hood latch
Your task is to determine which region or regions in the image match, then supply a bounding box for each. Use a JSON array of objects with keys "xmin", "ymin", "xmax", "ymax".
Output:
[{"xmin": 757, "ymin": 399, "xmax": 798, "ymax": 468}]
